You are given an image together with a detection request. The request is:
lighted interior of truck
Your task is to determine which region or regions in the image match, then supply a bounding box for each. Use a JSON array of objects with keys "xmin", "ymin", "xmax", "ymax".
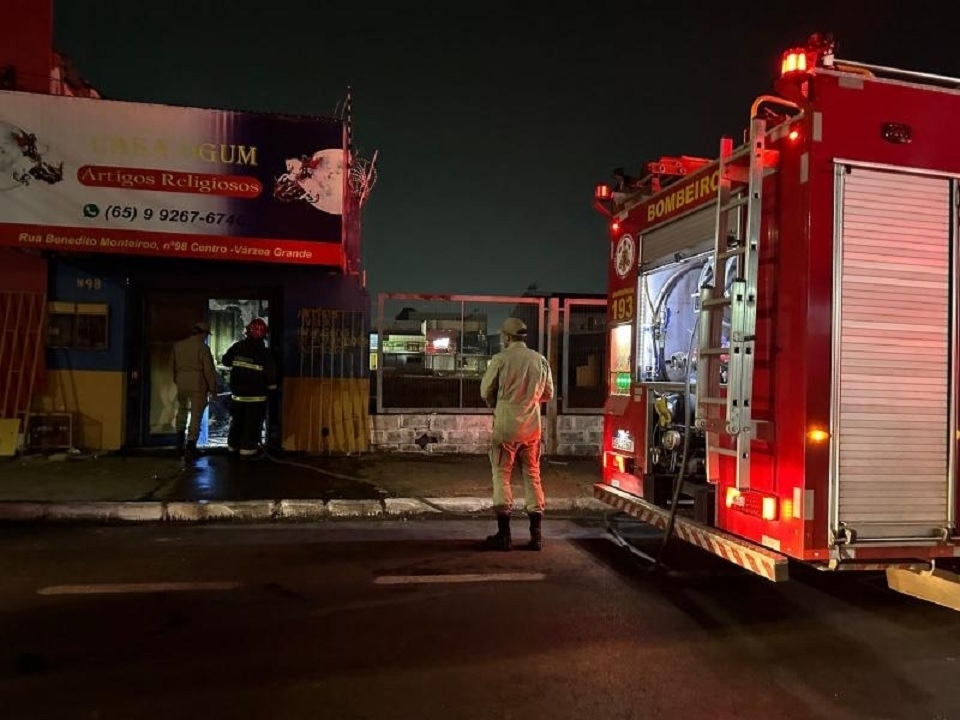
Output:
[
  {"xmin": 637, "ymin": 253, "xmax": 725, "ymax": 386},
  {"xmin": 608, "ymin": 324, "xmax": 631, "ymax": 395}
]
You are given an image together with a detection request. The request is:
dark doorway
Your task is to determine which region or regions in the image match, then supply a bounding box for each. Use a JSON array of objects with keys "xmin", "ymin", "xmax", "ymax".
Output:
[
  {"xmin": 135, "ymin": 291, "xmax": 276, "ymax": 450},
  {"xmin": 143, "ymin": 292, "xmax": 208, "ymax": 447}
]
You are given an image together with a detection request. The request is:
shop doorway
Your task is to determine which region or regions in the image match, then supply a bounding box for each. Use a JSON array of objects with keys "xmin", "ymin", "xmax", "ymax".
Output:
[
  {"xmin": 142, "ymin": 293, "xmax": 269, "ymax": 448},
  {"xmin": 205, "ymin": 298, "xmax": 270, "ymax": 448},
  {"xmin": 144, "ymin": 293, "xmax": 208, "ymax": 446}
]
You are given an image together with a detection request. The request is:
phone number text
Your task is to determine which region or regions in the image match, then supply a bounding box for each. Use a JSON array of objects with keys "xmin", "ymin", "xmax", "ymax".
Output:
[{"xmin": 97, "ymin": 205, "xmax": 248, "ymax": 226}]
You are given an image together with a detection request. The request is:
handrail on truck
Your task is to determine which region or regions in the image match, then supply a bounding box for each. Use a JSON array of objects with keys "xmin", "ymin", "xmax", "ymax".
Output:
[
  {"xmin": 750, "ymin": 94, "xmax": 802, "ymax": 120},
  {"xmin": 829, "ymin": 58, "xmax": 960, "ymax": 88}
]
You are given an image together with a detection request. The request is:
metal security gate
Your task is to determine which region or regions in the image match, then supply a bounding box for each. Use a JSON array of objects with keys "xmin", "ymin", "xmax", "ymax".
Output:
[{"xmin": 830, "ymin": 164, "xmax": 956, "ymax": 543}]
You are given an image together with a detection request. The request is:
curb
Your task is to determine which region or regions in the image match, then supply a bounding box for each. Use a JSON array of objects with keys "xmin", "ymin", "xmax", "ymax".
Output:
[{"xmin": 0, "ymin": 497, "xmax": 609, "ymax": 524}]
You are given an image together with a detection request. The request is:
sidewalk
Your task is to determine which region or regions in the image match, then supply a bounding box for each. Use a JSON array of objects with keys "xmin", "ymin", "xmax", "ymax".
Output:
[{"xmin": 0, "ymin": 450, "xmax": 607, "ymax": 523}]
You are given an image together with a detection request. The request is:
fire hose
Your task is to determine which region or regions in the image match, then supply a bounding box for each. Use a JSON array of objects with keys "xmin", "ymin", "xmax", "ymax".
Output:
[{"xmin": 652, "ymin": 312, "xmax": 700, "ymax": 570}]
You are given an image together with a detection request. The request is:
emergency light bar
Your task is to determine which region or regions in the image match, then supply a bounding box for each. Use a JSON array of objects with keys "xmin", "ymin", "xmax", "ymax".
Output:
[
  {"xmin": 780, "ymin": 49, "xmax": 808, "ymax": 77},
  {"xmin": 779, "ymin": 33, "xmax": 837, "ymax": 79}
]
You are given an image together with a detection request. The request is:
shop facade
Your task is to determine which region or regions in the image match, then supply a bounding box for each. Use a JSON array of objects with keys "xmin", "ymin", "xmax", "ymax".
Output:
[
  {"xmin": 0, "ymin": 86, "xmax": 374, "ymax": 455},
  {"xmin": 22, "ymin": 254, "xmax": 368, "ymax": 453}
]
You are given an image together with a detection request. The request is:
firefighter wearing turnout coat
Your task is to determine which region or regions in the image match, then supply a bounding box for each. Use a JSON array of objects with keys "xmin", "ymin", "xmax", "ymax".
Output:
[
  {"xmin": 172, "ymin": 321, "xmax": 218, "ymax": 460},
  {"xmin": 222, "ymin": 318, "xmax": 277, "ymax": 457},
  {"xmin": 479, "ymin": 317, "xmax": 554, "ymax": 551}
]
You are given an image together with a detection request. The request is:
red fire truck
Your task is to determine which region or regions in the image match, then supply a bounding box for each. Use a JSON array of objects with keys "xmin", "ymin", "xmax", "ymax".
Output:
[{"xmin": 593, "ymin": 34, "xmax": 960, "ymax": 610}]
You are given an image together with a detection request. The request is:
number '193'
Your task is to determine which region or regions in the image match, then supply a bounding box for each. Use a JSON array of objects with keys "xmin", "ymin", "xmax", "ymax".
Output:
[{"xmin": 611, "ymin": 294, "xmax": 634, "ymax": 321}]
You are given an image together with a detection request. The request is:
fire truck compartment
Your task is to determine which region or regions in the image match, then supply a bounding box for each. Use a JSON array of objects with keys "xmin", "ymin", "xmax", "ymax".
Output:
[
  {"xmin": 632, "ymin": 208, "xmax": 741, "ymax": 497},
  {"xmin": 639, "ymin": 206, "xmax": 718, "ymax": 272},
  {"xmin": 829, "ymin": 164, "xmax": 956, "ymax": 544}
]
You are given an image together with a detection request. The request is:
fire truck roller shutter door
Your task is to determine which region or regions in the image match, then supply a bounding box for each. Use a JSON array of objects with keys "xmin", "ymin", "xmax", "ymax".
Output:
[
  {"xmin": 640, "ymin": 205, "xmax": 721, "ymax": 271},
  {"xmin": 830, "ymin": 165, "xmax": 954, "ymax": 543}
]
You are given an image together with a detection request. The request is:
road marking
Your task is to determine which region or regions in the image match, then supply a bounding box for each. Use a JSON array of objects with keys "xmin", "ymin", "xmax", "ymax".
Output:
[
  {"xmin": 37, "ymin": 581, "xmax": 241, "ymax": 596},
  {"xmin": 374, "ymin": 572, "xmax": 547, "ymax": 585}
]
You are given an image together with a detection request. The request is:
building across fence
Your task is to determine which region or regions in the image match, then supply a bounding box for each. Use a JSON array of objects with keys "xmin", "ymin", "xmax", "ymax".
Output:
[{"xmin": 371, "ymin": 292, "xmax": 606, "ymax": 456}]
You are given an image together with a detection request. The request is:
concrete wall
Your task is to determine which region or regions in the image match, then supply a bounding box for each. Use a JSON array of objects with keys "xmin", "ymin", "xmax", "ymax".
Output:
[
  {"xmin": 369, "ymin": 414, "xmax": 602, "ymax": 456},
  {"xmin": 553, "ymin": 415, "xmax": 604, "ymax": 456}
]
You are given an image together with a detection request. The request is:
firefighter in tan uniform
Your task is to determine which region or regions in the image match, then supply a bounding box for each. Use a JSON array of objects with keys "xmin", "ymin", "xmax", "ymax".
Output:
[
  {"xmin": 479, "ymin": 317, "xmax": 554, "ymax": 551},
  {"xmin": 172, "ymin": 322, "xmax": 218, "ymax": 460}
]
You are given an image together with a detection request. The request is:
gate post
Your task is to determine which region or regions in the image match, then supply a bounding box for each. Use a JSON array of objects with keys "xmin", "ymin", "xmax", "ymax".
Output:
[{"xmin": 545, "ymin": 297, "xmax": 561, "ymax": 456}]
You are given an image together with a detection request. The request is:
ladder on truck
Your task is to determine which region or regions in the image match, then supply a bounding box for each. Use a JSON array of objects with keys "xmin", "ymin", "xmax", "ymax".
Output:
[
  {"xmin": 0, "ymin": 291, "xmax": 46, "ymax": 453},
  {"xmin": 696, "ymin": 117, "xmax": 776, "ymax": 489}
]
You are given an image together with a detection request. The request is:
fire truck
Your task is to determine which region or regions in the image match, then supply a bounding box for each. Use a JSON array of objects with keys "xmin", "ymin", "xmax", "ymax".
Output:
[{"xmin": 592, "ymin": 34, "xmax": 960, "ymax": 611}]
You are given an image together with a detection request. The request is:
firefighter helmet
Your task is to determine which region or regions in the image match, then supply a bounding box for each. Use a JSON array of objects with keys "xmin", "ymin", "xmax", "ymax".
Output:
[{"xmin": 246, "ymin": 318, "xmax": 268, "ymax": 339}]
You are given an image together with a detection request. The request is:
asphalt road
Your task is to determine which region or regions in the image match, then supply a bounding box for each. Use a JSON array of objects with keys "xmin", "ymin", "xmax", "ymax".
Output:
[{"xmin": 1, "ymin": 518, "xmax": 959, "ymax": 720}]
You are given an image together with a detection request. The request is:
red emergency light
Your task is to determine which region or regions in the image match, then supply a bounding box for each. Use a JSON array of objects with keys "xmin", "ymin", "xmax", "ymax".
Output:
[
  {"xmin": 780, "ymin": 48, "xmax": 809, "ymax": 77},
  {"xmin": 595, "ymin": 184, "xmax": 612, "ymax": 201}
]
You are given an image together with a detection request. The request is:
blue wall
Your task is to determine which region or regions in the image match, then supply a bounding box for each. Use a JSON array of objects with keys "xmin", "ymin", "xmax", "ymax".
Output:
[
  {"xmin": 47, "ymin": 259, "xmax": 127, "ymax": 372},
  {"xmin": 45, "ymin": 254, "xmax": 368, "ymax": 378}
]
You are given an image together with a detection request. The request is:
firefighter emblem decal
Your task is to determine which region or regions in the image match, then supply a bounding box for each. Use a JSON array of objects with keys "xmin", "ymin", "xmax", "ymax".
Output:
[{"xmin": 614, "ymin": 234, "xmax": 636, "ymax": 279}]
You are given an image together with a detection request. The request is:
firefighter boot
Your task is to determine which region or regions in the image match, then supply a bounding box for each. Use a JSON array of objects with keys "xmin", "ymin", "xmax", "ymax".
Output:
[
  {"xmin": 175, "ymin": 432, "xmax": 185, "ymax": 454},
  {"xmin": 481, "ymin": 513, "xmax": 512, "ymax": 551},
  {"xmin": 527, "ymin": 511, "xmax": 543, "ymax": 551},
  {"xmin": 183, "ymin": 440, "xmax": 199, "ymax": 461}
]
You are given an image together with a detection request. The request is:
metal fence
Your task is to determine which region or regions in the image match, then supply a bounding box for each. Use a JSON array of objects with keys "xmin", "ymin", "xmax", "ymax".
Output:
[
  {"xmin": 375, "ymin": 293, "xmax": 607, "ymax": 414},
  {"xmin": 376, "ymin": 294, "xmax": 544, "ymax": 413},
  {"xmin": 561, "ymin": 299, "xmax": 607, "ymax": 413}
]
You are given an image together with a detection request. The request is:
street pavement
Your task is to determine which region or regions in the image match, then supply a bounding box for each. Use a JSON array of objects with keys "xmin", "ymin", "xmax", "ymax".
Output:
[
  {"xmin": 1, "ymin": 519, "xmax": 959, "ymax": 719},
  {"xmin": 0, "ymin": 451, "xmax": 604, "ymax": 522}
]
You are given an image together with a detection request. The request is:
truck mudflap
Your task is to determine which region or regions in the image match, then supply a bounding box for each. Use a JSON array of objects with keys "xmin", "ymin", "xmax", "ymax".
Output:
[
  {"xmin": 885, "ymin": 566, "xmax": 960, "ymax": 613},
  {"xmin": 594, "ymin": 483, "xmax": 790, "ymax": 582}
]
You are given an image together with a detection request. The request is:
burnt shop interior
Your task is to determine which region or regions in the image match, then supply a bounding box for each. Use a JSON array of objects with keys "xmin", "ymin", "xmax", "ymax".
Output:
[
  {"xmin": 138, "ymin": 291, "xmax": 272, "ymax": 449},
  {"xmin": 608, "ymin": 209, "xmax": 737, "ymax": 516},
  {"xmin": 38, "ymin": 254, "xmax": 365, "ymax": 452}
]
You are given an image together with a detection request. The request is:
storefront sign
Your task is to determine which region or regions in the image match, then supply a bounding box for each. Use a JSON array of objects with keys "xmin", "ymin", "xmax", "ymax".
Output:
[
  {"xmin": 0, "ymin": 90, "xmax": 346, "ymax": 265},
  {"xmin": 0, "ymin": 223, "xmax": 342, "ymax": 266}
]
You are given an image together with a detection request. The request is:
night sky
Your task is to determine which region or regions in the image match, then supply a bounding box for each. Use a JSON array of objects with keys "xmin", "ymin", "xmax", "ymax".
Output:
[{"xmin": 51, "ymin": 0, "xmax": 958, "ymax": 302}]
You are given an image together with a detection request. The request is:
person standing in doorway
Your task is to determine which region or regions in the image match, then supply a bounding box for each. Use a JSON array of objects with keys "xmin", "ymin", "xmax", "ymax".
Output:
[
  {"xmin": 479, "ymin": 317, "xmax": 554, "ymax": 551},
  {"xmin": 172, "ymin": 321, "xmax": 218, "ymax": 461},
  {"xmin": 222, "ymin": 318, "xmax": 277, "ymax": 459}
]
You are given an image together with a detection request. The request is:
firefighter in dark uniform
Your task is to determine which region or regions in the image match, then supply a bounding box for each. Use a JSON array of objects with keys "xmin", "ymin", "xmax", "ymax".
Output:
[{"xmin": 221, "ymin": 318, "xmax": 277, "ymax": 458}]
